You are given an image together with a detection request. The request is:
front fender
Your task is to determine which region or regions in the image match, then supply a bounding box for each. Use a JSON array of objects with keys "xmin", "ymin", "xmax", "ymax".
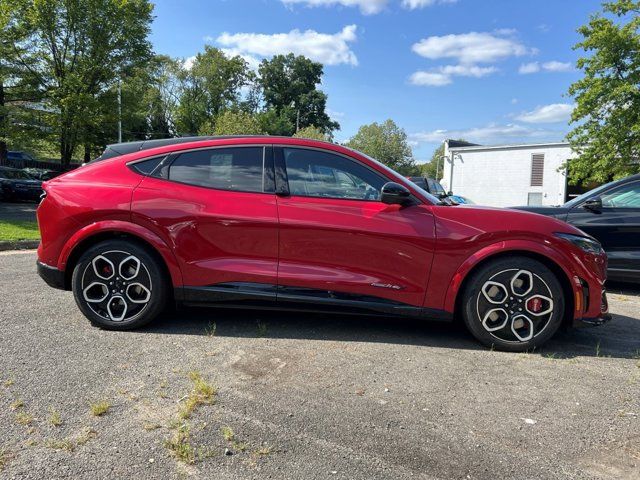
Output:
[
  {"xmin": 442, "ymin": 239, "xmax": 583, "ymax": 317},
  {"xmin": 58, "ymin": 220, "xmax": 183, "ymax": 287}
]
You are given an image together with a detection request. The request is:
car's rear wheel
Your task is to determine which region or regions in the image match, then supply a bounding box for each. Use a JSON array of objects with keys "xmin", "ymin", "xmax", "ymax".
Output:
[
  {"xmin": 71, "ymin": 239, "xmax": 168, "ymax": 330},
  {"xmin": 461, "ymin": 256, "xmax": 565, "ymax": 352}
]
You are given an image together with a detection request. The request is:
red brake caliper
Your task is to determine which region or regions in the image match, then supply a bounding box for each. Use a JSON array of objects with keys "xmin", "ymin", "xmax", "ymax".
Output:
[{"xmin": 527, "ymin": 297, "xmax": 543, "ymax": 313}]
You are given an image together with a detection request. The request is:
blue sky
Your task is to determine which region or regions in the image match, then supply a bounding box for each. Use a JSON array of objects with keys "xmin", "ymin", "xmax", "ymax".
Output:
[{"xmin": 150, "ymin": 0, "xmax": 602, "ymax": 162}]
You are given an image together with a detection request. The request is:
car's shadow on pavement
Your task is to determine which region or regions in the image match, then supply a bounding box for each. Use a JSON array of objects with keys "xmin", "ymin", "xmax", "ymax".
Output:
[{"xmin": 137, "ymin": 299, "xmax": 640, "ymax": 360}]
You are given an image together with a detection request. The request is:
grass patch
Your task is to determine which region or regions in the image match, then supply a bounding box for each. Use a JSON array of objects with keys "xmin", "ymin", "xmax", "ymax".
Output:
[
  {"xmin": 221, "ymin": 426, "xmax": 234, "ymax": 442},
  {"xmin": 75, "ymin": 428, "xmax": 97, "ymax": 446},
  {"xmin": 178, "ymin": 372, "xmax": 216, "ymax": 420},
  {"xmin": 143, "ymin": 422, "xmax": 161, "ymax": 431},
  {"xmin": 10, "ymin": 399, "xmax": 24, "ymax": 410},
  {"xmin": 3, "ymin": 378, "xmax": 14, "ymax": 387},
  {"xmin": 205, "ymin": 321, "xmax": 216, "ymax": 336},
  {"xmin": 89, "ymin": 400, "xmax": 111, "ymax": 417},
  {"xmin": 0, "ymin": 449, "xmax": 8, "ymax": 471},
  {"xmin": 49, "ymin": 408, "xmax": 62, "ymax": 427},
  {"xmin": 0, "ymin": 220, "xmax": 40, "ymax": 242},
  {"xmin": 256, "ymin": 320, "xmax": 268, "ymax": 337},
  {"xmin": 15, "ymin": 412, "xmax": 33, "ymax": 425},
  {"xmin": 45, "ymin": 438, "xmax": 75, "ymax": 452},
  {"xmin": 164, "ymin": 424, "xmax": 195, "ymax": 464},
  {"xmin": 255, "ymin": 446, "xmax": 273, "ymax": 456}
]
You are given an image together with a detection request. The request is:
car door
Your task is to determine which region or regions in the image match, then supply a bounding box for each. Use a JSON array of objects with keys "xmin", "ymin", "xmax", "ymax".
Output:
[
  {"xmin": 566, "ymin": 179, "xmax": 640, "ymax": 279},
  {"xmin": 274, "ymin": 146, "xmax": 436, "ymax": 312},
  {"xmin": 131, "ymin": 145, "xmax": 280, "ymax": 299}
]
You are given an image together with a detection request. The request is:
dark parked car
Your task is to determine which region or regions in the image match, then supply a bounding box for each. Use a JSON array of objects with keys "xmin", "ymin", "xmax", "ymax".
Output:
[
  {"xmin": 408, "ymin": 176, "xmax": 473, "ymax": 204},
  {"xmin": 0, "ymin": 167, "xmax": 43, "ymax": 202},
  {"xmin": 515, "ymin": 174, "xmax": 640, "ymax": 283}
]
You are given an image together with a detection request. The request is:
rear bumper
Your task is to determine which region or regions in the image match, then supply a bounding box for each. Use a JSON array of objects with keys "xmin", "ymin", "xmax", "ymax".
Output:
[{"xmin": 37, "ymin": 260, "xmax": 66, "ymax": 290}]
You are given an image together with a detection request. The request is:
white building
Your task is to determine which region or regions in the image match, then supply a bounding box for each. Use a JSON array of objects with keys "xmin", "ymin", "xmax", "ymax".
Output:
[{"xmin": 441, "ymin": 140, "xmax": 574, "ymax": 207}]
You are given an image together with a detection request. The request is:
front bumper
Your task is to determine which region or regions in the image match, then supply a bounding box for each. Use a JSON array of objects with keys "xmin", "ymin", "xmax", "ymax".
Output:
[
  {"xmin": 37, "ymin": 260, "xmax": 66, "ymax": 290},
  {"xmin": 576, "ymin": 289, "xmax": 611, "ymax": 326}
]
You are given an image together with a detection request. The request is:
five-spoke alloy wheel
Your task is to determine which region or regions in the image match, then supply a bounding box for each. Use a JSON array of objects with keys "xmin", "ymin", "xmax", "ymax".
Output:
[
  {"xmin": 461, "ymin": 256, "xmax": 565, "ymax": 351},
  {"xmin": 72, "ymin": 240, "xmax": 168, "ymax": 330}
]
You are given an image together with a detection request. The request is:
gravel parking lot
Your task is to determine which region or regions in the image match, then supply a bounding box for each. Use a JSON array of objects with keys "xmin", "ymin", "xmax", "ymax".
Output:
[{"xmin": 1, "ymin": 250, "xmax": 639, "ymax": 479}]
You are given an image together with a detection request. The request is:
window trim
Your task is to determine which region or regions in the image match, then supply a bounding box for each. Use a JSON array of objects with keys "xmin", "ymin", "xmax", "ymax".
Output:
[
  {"xmin": 274, "ymin": 145, "xmax": 411, "ymax": 204},
  {"xmin": 127, "ymin": 155, "xmax": 168, "ymax": 177},
  {"xmin": 130, "ymin": 144, "xmax": 275, "ymax": 195}
]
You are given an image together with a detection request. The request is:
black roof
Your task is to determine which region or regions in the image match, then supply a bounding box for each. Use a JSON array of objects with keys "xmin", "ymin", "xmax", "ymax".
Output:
[
  {"xmin": 94, "ymin": 135, "xmax": 293, "ymax": 161},
  {"xmin": 446, "ymin": 139, "xmax": 480, "ymax": 148}
]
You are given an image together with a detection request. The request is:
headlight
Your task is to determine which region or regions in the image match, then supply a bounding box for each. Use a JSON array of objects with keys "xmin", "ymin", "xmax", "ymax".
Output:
[{"xmin": 555, "ymin": 232, "xmax": 604, "ymax": 254}]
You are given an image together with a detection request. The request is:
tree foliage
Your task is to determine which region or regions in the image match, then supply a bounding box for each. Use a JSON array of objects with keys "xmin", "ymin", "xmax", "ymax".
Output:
[
  {"xmin": 567, "ymin": 0, "xmax": 640, "ymax": 183},
  {"xmin": 346, "ymin": 119, "xmax": 418, "ymax": 175},
  {"xmin": 9, "ymin": 0, "xmax": 154, "ymax": 164},
  {"xmin": 199, "ymin": 110, "xmax": 263, "ymax": 135},
  {"xmin": 259, "ymin": 54, "xmax": 339, "ymax": 135},
  {"xmin": 293, "ymin": 125, "xmax": 331, "ymax": 142}
]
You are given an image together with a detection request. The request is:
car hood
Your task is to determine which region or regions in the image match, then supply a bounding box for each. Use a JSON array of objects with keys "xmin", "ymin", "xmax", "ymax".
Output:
[
  {"xmin": 433, "ymin": 204, "xmax": 583, "ymax": 238},
  {"xmin": 511, "ymin": 205, "xmax": 570, "ymax": 221}
]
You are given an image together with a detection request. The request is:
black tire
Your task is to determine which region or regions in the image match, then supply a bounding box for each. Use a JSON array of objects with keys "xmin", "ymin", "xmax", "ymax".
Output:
[
  {"xmin": 461, "ymin": 256, "xmax": 565, "ymax": 352},
  {"xmin": 71, "ymin": 239, "xmax": 168, "ymax": 330}
]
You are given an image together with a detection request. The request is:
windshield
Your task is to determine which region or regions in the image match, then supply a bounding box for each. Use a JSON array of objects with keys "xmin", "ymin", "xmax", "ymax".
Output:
[
  {"xmin": 563, "ymin": 181, "xmax": 615, "ymax": 208},
  {"xmin": 349, "ymin": 152, "xmax": 443, "ymax": 204},
  {"xmin": 0, "ymin": 169, "xmax": 34, "ymax": 180}
]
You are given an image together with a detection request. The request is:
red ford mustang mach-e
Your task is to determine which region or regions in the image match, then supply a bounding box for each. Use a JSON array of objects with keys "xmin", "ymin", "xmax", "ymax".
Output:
[{"xmin": 36, "ymin": 136, "xmax": 610, "ymax": 351}]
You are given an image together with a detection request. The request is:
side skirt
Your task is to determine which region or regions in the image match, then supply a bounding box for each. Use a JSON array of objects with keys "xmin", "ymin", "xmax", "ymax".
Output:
[{"xmin": 179, "ymin": 282, "xmax": 453, "ymax": 322}]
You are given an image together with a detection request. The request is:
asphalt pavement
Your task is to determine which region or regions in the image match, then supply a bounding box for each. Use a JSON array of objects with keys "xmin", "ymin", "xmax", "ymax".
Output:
[{"xmin": 1, "ymin": 250, "xmax": 639, "ymax": 479}]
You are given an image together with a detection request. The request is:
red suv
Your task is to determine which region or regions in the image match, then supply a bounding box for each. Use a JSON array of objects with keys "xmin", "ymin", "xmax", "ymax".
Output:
[{"xmin": 36, "ymin": 136, "xmax": 610, "ymax": 351}]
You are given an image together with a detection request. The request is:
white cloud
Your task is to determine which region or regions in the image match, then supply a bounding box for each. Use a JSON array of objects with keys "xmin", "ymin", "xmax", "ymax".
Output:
[
  {"xmin": 519, "ymin": 62, "xmax": 540, "ymax": 74},
  {"xmin": 410, "ymin": 64, "xmax": 497, "ymax": 87},
  {"xmin": 410, "ymin": 123, "xmax": 564, "ymax": 144},
  {"xmin": 281, "ymin": 0, "xmax": 456, "ymax": 14},
  {"xmin": 281, "ymin": 0, "xmax": 387, "ymax": 15},
  {"xmin": 519, "ymin": 60, "xmax": 573, "ymax": 74},
  {"xmin": 542, "ymin": 60, "xmax": 573, "ymax": 72},
  {"xmin": 511, "ymin": 98, "xmax": 518, "ymax": 104},
  {"xmin": 183, "ymin": 56, "xmax": 196, "ymax": 70},
  {"xmin": 216, "ymin": 25, "xmax": 358, "ymax": 66},
  {"xmin": 412, "ymin": 31, "xmax": 533, "ymax": 64},
  {"xmin": 515, "ymin": 103, "xmax": 575, "ymax": 124},
  {"xmin": 327, "ymin": 108, "xmax": 345, "ymax": 119},
  {"xmin": 409, "ymin": 71, "xmax": 452, "ymax": 86},
  {"xmin": 401, "ymin": 0, "xmax": 457, "ymax": 9},
  {"xmin": 219, "ymin": 48, "xmax": 262, "ymax": 71}
]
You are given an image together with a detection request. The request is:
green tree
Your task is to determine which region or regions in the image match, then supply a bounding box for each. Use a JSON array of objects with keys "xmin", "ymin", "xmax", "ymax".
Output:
[
  {"xmin": 346, "ymin": 119, "xmax": 418, "ymax": 175},
  {"xmin": 199, "ymin": 110, "xmax": 263, "ymax": 135},
  {"xmin": 258, "ymin": 54, "xmax": 339, "ymax": 135},
  {"xmin": 567, "ymin": 0, "xmax": 640, "ymax": 183},
  {"xmin": 293, "ymin": 125, "xmax": 331, "ymax": 141},
  {"xmin": 0, "ymin": 0, "xmax": 43, "ymax": 165},
  {"xmin": 11, "ymin": 0, "xmax": 154, "ymax": 165},
  {"xmin": 420, "ymin": 143, "xmax": 444, "ymax": 179},
  {"xmin": 175, "ymin": 46, "xmax": 251, "ymax": 135},
  {"xmin": 257, "ymin": 108, "xmax": 294, "ymax": 136}
]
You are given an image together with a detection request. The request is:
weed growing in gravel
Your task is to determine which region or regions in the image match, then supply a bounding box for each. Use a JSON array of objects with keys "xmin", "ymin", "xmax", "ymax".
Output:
[
  {"xmin": 3, "ymin": 378, "xmax": 14, "ymax": 387},
  {"xmin": 164, "ymin": 424, "xmax": 195, "ymax": 464},
  {"xmin": 0, "ymin": 449, "xmax": 10, "ymax": 471},
  {"xmin": 15, "ymin": 412, "xmax": 33, "ymax": 425},
  {"xmin": 45, "ymin": 438, "xmax": 75, "ymax": 452},
  {"xmin": 75, "ymin": 428, "xmax": 97, "ymax": 446},
  {"xmin": 256, "ymin": 320, "xmax": 268, "ymax": 337},
  {"xmin": 255, "ymin": 445, "xmax": 273, "ymax": 456},
  {"xmin": 205, "ymin": 321, "xmax": 217, "ymax": 336},
  {"xmin": 49, "ymin": 408, "xmax": 62, "ymax": 427},
  {"xmin": 179, "ymin": 372, "xmax": 216, "ymax": 420},
  {"xmin": 143, "ymin": 422, "xmax": 162, "ymax": 431},
  {"xmin": 10, "ymin": 399, "xmax": 24, "ymax": 410},
  {"xmin": 221, "ymin": 426, "xmax": 234, "ymax": 441},
  {"xmin": 221, "ymin": 426, "xmax": 247, "ymax": 452},
  {"xmin": 90, "ymin": 400, "xmax": 111, "ymax": 417}
]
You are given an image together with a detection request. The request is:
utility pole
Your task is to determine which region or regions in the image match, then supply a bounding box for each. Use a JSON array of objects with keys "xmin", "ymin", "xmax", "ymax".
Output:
[{"xmin": 117, "ymin": 79, "xmax": 122, "ymax": 143}]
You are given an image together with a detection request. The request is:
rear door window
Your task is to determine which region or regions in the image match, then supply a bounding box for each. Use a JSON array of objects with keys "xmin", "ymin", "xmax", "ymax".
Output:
[{"xmin": 168, "ymin": 147, "xmax": 265, "ymax": 193}]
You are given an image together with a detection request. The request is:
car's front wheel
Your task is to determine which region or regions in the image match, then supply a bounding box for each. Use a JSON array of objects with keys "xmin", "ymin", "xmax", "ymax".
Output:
[
  {"xmin": 71, "ymin": 239, "xmax": 168, "ymax": 330},
  {"xmin": 461, "ymin": 256, "xmax": 565, "ymax": 351}
]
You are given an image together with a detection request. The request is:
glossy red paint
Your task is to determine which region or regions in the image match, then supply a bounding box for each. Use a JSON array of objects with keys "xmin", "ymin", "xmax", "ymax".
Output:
[{"xmin": 36, "ymin": 136, "xmax": 608, "ymax": 325}]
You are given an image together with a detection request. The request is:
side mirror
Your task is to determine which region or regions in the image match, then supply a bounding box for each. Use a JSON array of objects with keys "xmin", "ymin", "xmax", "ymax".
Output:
[
  {"xmin": 381, "ymin": 182, "xmax": 412, "ymax": 206},
  {"xmin": 583, "ymin": 197, "xmax": 602, "ymax": 211}
]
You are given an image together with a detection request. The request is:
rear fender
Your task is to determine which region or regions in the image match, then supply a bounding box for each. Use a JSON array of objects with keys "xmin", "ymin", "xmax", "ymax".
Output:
[{"xmin": 59, "ymin": 220, "xmax": 183, "ymax": 287}]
